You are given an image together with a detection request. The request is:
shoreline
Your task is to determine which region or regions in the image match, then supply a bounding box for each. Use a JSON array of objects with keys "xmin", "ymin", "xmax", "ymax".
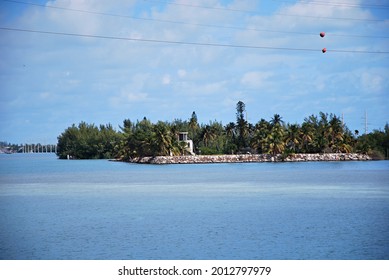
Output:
[{"xmin": 127, "ymin": 153, "xmax": 372, "ymax": 164}]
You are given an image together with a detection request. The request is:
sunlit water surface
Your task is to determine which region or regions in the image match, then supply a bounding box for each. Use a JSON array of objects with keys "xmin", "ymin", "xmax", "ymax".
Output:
[{"xmin": 0, "ymin": 153, "xmax": 388, "ymax": 259}]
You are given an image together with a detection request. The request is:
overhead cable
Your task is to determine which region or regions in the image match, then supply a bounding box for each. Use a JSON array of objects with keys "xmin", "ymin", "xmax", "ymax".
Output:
[
  {"xmin": 1, "ymin": 27, "xmax": 388, "ymax": 54},
  {"xmin": 142, "ymin": 0, "xmax": 386, "ymax": 21},
  {"xmin": 1, "ymin": 0, "xmax": 384, "ymax": 23},
  {"xmin": 273, "ymin": 0, "xmax": 389, "ymax": 9},
  {"xmin": 1, "ymin": 0, "xmax": 387, "ymax": 39}
]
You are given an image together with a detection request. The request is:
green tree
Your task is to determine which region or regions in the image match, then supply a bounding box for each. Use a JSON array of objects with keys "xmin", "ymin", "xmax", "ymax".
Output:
[
  {"xmin": 265, "ymin": 123, "xmax": 285, "ymax": 155},
  {"xmin": 224, "ymin": 122, "xmax": 237, "ymax": 154},
  {"xmin": 116, "ymin": 119, "xmax": 135, "ymax": 160},
  {"xmin": 152, "ymin": 121, "xmax": 179, "ymax": 156},
  {"xmin": 188, "ymin": 112, "xmax": 199, "ymax": 137},
  {"xmin": 57, "ymin": 122, "xmax": 119, "ymax": 159},
  {"xmin": 300, "ymin": 122, "xmax": 314, "ymax": 153},
  {"xmin": 236, "ymin": 101, "xmax": 249, "ymax": 150},
  {"xmin": 200, "ymin": 124, "xmax": 216, "ymax": 148},
  {"xmin": 328, "ymin": 114, "xmax": 344, "ymax": 152},
  {"xmin": 132, "ymin": 118, "xmax": 154, "ymax": 157},
  {"xmin": 57, "ymin": 124, "xmax": 80, "ymax": 159},
  {"xmin": 356, "ymin": 124, "xmax": 389, "ymax": 159},
  {"xmin": 199, "ymin": 121, "xmax": 225, "ymax": 154},
  {"xmin": 317, "ymin": 112, "xmax": 331, "ymax": 152},
  {"xmin": 188, "ymin": 111, "xmax": 200, "ymax": 153},
  {"xmin": 250, "ymin": 119, "xmax": 270, "ymax": 153},
  {"xmin": 270, "ymin": 114, "xmax": 284, "ymax": 127},
  {"xmin": 285, "ymin": 124, "xmax": 301, "ymax": 153},
  {"xmin": 56, "ymin": 102, "xmax": 389, "ymax": 160},
  {"xmin": 225, "ymin": 122, "xmax": 236, "ymax": 140}
]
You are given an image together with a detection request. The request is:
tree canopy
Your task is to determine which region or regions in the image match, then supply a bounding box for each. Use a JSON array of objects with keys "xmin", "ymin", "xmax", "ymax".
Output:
[{"xmin": 56, "ymin": 101, "xmax": 389, "ymax": 160}]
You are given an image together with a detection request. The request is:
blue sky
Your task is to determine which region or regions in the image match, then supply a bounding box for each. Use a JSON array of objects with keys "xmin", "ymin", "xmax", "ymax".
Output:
[{"xmin": 0, "ymin": 0, "xmax": 388, "ymax": 144}]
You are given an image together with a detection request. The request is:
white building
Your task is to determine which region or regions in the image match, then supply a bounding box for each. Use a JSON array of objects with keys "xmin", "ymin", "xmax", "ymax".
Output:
[{"xmin": 177, "ymin": 132, "xmax": 195, "ymax": 155}]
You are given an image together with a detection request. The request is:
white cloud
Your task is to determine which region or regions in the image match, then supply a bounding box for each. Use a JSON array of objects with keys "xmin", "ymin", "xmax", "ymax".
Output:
[
  {"xmin": 124, "ymin": 92, "xmax": 148, "ymax": 102},
  {"xmin": 162, "ymin": 74, "xmax": 171, "ymax": 85},
  {"xmin": 360, "ymin": 72, "xmax": 384, "ymax": 93},
  {"xmin": 44, "ymin": 1, "xmax": 99, "ymax": 34},
  {"xmin": 177, "ymin": 69, "xmax": 187, "ymax": 78},
  {"xmin": 110, "ymin": 90, "xmax": 149, "ymax": 107},
  {"xmin": 39, "ymin": 92, "xmax": 52, "ymax": 100},
  {"xmin": 1, "ymin": 0, "xmax": 388, "ymax": 142},
  {"xmin": 240, "ymin": 71, "xmax": 273, "ymax": 89}
]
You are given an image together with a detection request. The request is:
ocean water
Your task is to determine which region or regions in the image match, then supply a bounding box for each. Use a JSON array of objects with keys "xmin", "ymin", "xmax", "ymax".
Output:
[{"xmin": 0, "ymin": 153, "xmax": 388, "ymax": 260}]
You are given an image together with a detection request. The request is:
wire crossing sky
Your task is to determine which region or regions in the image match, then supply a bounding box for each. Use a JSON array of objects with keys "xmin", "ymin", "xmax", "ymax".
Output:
[
  {"xmin": 2, "ymin": 0, "xmax": 387, "ymax": 38},
  {"xmin": 0, "ymin": 0, "xmax": 388, "ymax": 144},
  {"xmin": 1, "ymin": 27, "xmax": 388, "ymax": 54}
]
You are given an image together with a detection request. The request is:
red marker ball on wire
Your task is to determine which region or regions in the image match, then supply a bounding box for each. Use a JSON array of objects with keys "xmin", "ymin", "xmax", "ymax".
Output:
[{"xmin": 320, "ymin": 32, "xmax": 326, "ymax": 53}]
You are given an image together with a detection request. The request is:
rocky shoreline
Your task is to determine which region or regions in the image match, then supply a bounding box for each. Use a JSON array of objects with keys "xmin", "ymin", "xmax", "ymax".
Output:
[{"xmin": 129, "ymin": 153, "xmax": 371, "ymax": 164}]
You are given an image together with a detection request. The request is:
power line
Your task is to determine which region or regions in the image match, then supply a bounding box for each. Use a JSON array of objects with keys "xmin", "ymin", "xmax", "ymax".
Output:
[
  {"xmin": 143, "ymin": 0, "xmax": 386, "ymax": 21},
  {"xmin": 1, "ymin": 0, "xmax": 388, "ymax": 39},
  {"xmin": 2, "ymin": 0, "xmax": 386, "ymax": 24},
  {"xmin": 1, "ymin": 26, "xmax": 388, "ymax": 54},
  {"xmin": 2, "ymin": 0, "xmax": 313, "ymax": 37},
  {"xmin": 273, "ymin": 0, "xmax": 389, "ymax": 10},
  {"xmin": 1, "ymin": 0, "xmax": 133, "ymax": 18},
  {"xmin": 274, "ymin": 12, "xmax": 381, "ymax": 23}
]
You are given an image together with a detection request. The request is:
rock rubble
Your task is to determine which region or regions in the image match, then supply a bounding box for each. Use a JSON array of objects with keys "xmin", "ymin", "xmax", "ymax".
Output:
[{"xmin": 130, "ymin": 153, "xmax": 371, "ymax": 164}]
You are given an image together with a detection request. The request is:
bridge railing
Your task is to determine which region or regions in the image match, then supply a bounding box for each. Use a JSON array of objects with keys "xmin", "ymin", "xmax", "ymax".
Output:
[{"xmin": 20, "ymin": 144, "xmax": 57, "ymax": 153}]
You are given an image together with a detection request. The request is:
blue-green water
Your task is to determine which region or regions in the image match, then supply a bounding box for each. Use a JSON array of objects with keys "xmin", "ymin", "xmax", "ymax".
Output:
[{"xmin": 0, "ymin": 153, "xmax": 388, "ymax": 260}]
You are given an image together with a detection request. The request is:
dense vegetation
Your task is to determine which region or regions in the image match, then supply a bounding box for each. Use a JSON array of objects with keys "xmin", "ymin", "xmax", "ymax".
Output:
[{"xmin": 55, "ymin": 101, "xmax": 389, "ymax": 160}]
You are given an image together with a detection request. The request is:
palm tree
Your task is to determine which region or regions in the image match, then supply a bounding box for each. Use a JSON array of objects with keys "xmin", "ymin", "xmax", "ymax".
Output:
[
  {"xmin": 225, "ymin": 122, "xmax": 236, "ymax": 139},
  {"xmin": 115, "ymin": 119, "xmax": 135, "ymax": 160},
  {"xmin": 285, "ymin": 124, "xmax": 301, "ymax": 153},
  {"xmin": 328, "ymin": 114, "xmax": 344, "ymax": 152},
  {"xmin": 317, "ymin": 112, "xmax": 330, "ymax": 152},
  {"xmin": 250, "ymin": 119, "xmax": 270, "ymax": 153},
  {"xmin": 177, "ymin": 141, "xmax": 189, "ymax": 156},
  {"xmin": 338, "ymin": 142, "xmax": 353, "ymax": 153},
  {"xmin": 201, "ymin": 125, "xmax": 216, "ymax": 147},
  {"xmin": 300, "ymin": 123, "xmax": 314, "ymax": 153},
  {"xmin": 265, "ymin": 124, "xmax": 285, "ymax": 155},
  {"xmin": 270, "ymin": 114, "xmax": 284, "ymax": 127},
  {"xmin": 225, "ymin": 122, "xmax": 237, "ymax": 153},
  {"xmin": 152, "ymin": 122, "xmax": 175, "ymax": 156}
]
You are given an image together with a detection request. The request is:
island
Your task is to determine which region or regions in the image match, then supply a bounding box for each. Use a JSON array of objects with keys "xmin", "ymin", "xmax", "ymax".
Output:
[{"xmin": 55, "ymin": 101, "xmax": 388, "ymax": 161}]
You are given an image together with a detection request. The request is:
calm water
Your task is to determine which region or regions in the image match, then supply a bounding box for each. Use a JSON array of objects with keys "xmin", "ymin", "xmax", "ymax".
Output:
[{"xmin": 0, "ymin": 153, "xmax": 388, "ymax": 260}]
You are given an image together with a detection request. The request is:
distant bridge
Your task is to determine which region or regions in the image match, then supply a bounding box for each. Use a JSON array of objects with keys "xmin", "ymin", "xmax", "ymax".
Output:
[{"xmin": 20, "ymin": 144, "xmax": 57, "ymax": 153}]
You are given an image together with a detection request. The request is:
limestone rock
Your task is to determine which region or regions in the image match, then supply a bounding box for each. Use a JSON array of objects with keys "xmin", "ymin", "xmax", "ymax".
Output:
[{"xmin": 129, "ymin": 153, "xmax": 371, "ymax": 164}]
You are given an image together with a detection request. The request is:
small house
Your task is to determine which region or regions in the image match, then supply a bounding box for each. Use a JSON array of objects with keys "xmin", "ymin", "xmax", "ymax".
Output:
[{"xmin": 177, "ymin": 132, "xmax": 195, "ymax": 155}]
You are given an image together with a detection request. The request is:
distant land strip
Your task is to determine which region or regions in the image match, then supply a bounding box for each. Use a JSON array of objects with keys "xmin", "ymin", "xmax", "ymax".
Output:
[{"xmin": 125, "ymin": 153, "xmax": 371, "ymax": 164}]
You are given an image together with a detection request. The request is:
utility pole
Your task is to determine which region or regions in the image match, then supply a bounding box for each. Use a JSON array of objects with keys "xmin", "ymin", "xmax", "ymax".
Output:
[{"xmin": 363, "ymin": 111, "xmax": 368, "ymax": 135}]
